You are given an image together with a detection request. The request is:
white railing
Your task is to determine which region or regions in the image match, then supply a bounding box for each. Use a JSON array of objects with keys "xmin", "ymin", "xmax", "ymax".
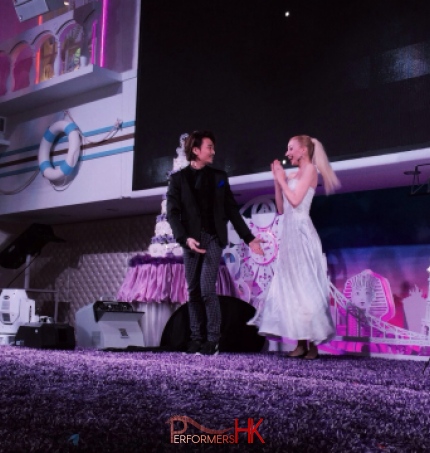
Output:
[{"xmin": 329, "ymin": 281, "xmax": 430, "ymax": 346}]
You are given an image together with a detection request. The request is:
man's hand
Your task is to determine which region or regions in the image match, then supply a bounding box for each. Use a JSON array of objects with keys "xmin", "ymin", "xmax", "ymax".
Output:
[
  {"xmin": 186, "ymin": 237, "xmax": 206, "ymax": 254},
  {"xmin": 249, "ymin": 237, "xmax": 265, "ymax": 256}
]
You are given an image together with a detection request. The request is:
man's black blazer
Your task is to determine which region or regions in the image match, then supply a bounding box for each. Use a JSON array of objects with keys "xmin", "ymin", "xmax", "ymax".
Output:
[{"xmin": 166, "ymin": 165, "xmax": 254, "ymax": 248}]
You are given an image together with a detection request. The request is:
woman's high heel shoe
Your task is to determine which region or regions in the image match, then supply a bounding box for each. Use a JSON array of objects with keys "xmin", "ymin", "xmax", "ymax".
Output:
[
  {"xmin": 303, "ymin": 349, "xmax": 319, "ymax": 360},
  {"xmin": 288, "ymin": 346, "xmax": 308, "ymax": 358}
]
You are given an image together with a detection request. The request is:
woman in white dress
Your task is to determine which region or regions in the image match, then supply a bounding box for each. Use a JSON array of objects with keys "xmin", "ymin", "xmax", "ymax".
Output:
[{"xmin": 256, "ymin": 135, "xmax": 340, "ymax": 359}]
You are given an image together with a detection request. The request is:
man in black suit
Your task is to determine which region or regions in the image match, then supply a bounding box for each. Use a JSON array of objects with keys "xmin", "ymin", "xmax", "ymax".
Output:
[{"xmin": 167, "ymin": 130, "xmax": 264, "ymax": 355}]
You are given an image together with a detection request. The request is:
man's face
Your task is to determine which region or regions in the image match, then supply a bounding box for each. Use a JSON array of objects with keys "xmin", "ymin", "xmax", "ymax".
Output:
[{"xmin": 193, "ymin": 138, "xmax": 215, "ymax": 166}]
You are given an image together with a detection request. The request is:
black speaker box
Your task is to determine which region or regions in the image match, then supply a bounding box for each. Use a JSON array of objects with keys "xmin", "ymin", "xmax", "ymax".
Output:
[
  {"xmin": 160, "ymin": 295, "xmax": 266, "ymax": 353},
  {"xmin": 15, "ymin": 323, "xmax": 76, "ymax": 350}
]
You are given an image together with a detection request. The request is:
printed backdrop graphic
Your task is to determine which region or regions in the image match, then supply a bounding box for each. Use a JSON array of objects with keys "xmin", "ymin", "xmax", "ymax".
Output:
[{"xmin": 223, "ymin": 195, "xmax": 430, "ymax": 358}]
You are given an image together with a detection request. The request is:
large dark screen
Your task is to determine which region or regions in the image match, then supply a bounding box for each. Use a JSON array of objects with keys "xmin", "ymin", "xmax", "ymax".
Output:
[
  {"xmin": 311, "ymin": 187, "xmax": 430, "ymax": 249},
  {"xmin": 133, "ymin": 0, "xmax": 430, "ymax": 190}
]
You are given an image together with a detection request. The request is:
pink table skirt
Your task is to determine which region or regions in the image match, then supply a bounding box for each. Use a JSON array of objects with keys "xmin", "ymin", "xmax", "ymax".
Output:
[{"xmin": 117, "ymin": 254, "xmax": 237, "ymax": 304}]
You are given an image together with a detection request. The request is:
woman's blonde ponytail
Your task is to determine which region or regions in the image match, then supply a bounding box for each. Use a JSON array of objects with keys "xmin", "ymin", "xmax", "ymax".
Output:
[{"xmin": 311, "ymin": 138, "xmax": 340, "ymax": 194}]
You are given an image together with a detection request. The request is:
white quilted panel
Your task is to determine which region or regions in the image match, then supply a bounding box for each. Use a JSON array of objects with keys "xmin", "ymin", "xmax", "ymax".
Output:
[
  {"xmin": 127, "ymin": 213, "xmax": 157, "ymax": 256},
  {"xmin": 30, "ymin": 240, "xmax": 71, "ymax": 323},
  {"xmin": 29, "ymin": 214, "xmax": 156, "ymax": 327}
]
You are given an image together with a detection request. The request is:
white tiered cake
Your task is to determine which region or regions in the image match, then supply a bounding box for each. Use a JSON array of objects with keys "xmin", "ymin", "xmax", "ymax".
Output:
[{"xmin": 147, "ymin": 133, "xmax": 189, "ymax": 257}]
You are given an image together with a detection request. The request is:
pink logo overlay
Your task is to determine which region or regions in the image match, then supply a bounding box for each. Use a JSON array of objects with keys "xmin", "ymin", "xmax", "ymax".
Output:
[{"xmin": 167, "ymin": 415, "xmax": 265, "ymax": 444}]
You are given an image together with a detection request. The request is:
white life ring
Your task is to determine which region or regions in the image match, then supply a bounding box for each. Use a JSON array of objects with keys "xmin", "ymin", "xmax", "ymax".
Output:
[{"xmin": 38, "ymin": 120, "xmax": 81, "ymax": 182}]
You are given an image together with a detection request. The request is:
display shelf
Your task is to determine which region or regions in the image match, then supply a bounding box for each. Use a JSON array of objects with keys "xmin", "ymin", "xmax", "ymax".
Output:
[{"xmin": 0, "ymin": 64, "xmax": 122, "ymax": 116}]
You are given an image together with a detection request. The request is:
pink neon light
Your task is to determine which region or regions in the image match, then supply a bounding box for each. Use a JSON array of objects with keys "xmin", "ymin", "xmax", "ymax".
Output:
[
  {"xmin": 100, "ymin": 0, "xmax": 108, "ymax": 67},
  {"xmin": 35, "ymin": 16, "xmax": 42, "ymax": 84},
  {"xmin": 91, "ymin": 22, "xmax": 97, "ymax": 65}
]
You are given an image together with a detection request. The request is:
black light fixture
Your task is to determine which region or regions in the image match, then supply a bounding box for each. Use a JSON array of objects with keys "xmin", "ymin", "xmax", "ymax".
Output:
[
  {"xmin": 404, "ymin": 163, "xmax": 430, "ymax": 196},
  {"xmin": 0, "ymin": 223, "xmax": 64, "ymax": 270}
]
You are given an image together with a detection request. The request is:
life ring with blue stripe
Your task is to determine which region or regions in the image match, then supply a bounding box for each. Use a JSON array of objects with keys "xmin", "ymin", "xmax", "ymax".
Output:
[{"xmin": 38, "ymin": 120, "xmax": 81, "ymax": 182}]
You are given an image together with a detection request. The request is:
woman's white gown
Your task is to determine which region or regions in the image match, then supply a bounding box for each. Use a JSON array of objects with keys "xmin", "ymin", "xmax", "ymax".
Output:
[{"xmin": 255, "ymin": 178, "xmax": 335, "ymax": 345}]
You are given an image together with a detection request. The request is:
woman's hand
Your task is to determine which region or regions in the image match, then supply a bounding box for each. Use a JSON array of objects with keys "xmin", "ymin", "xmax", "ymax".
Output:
[
  {"xmin": 271, "ymin": 160, "xmax": 284, "ymax": 214},
  {"xmin": 272, "ymin": 160, "xmax": 286, "ymax": 184},
  {"xmin": 271, "ymin": 161, "xmax": 276, "ymax": 179}
]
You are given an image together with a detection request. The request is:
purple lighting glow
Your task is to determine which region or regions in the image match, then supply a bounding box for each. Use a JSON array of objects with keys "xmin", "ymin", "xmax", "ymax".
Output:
[{"xmin": 2, "ymin": 346, "xmax": 430, "ymax": 451}]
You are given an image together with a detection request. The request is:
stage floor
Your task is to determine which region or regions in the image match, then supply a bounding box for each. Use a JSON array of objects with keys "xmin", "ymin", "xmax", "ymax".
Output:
[{"xmin": 1, "ymin": 346, "xmax": 428, "ymax": 452}]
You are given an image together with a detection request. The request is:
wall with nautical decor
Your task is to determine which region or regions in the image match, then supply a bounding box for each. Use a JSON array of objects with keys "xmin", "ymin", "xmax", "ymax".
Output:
[{"xmin": 0, "ymin": 0, "xmax": 139, "ymax": 219}]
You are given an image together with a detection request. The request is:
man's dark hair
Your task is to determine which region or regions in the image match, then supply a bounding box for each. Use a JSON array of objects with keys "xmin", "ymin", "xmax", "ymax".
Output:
[{"xmin": 184, "ymin": 130, "xmax": 216, "ymax": 161}]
